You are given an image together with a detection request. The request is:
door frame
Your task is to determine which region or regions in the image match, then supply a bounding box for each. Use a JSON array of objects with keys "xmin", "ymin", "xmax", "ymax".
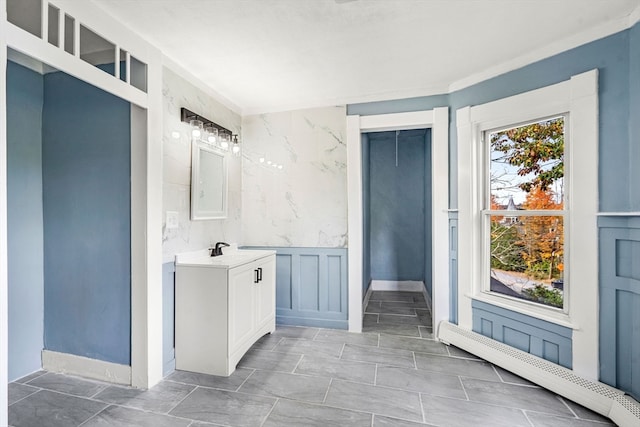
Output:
[{"xmin": 346, "ymin": 108, "xmax": 449, "ymax": 333}]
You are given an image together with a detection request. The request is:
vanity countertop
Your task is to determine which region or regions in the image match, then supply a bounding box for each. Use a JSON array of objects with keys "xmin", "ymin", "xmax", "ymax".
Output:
[{"xmin": 175, "ymin": 248, "xmax": 276, "ymax": 269}]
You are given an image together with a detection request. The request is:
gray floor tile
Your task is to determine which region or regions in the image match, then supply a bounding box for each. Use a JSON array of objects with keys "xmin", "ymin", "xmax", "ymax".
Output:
[
  {"xmin": 166, "ymin": 368, "xmax": 253, "ymax": 391},
  {"xmin": 324, "ymin": 380, "xmax": 424, "ymax": 422},
  {"xmin": 238, "ymin": 370, "xmax": 331, "ymax": 403},
  {"xmin": 273, "ymin": 338, "xmax": 344, "ymax": 358},
  {"xmin": 421, "ymin": 395, "xmax": 531, "ymax": 427},
  {"xmin": 461, "ymin": 377, "xmax": 573, "ymax": 416},
  {"xmin": 379, "ymin": 334, "xmax": 448, "ymax": 355},
  {"xmin": 414, "ymin": 352, "xmax": 501, "ymax": 381},
  {"xmin": 379, "ymin": 314, "xmax": 424, "ymax": 326},
  {"xmin": 415, "ymin": 310, "xmax": 433, "ymax": 327},
  {"xmin": 263, "ymin": 399, "xmax": 372, "ymax": 427},
  {"xmin": 363, "ymin": 323, "xmax": 421, "ymax": 337},
  {"xmin": 27, "ymin": 372, "xmax": 106, "ymax": 397},
  {"xmin": 82, "ymin": 405, "xmax": 191, "ymax": 427},
  {"xmin": 249, "ymin": 333, "xmax": 283, "ymax": 350},
  {"xmin": 94, "ymin": 381, "xmax": 195, "ymax": 413},
  {"xmin": 314, "ymin": 329, "xmax": 379, "ymax": 347},
  {"xmin": 526, "ymin": 412, "xmax": 615, "ymax": 427},
  {"xmin": 374, "ymin": 414, "xmax": 434, "ymax": 426},
  {"xmin": 237, "ymin": 349, "xmax": 302, "ymax": 373},
  {"xmin": 369, "ymin": 294, "xmax": 416, "ymax": 303},
  {"xmin": 272, "ymin": 325, "xmax": 319, "ymax": 339},
  {"xmin": 169, "ymin": 387, "xmax": 275, "ymax": 426},
  {"xmin": 561, "ymin": 398, "xmax": 615, "ymax": 423},
  {"xmin": 8, "ymin": 383, "xmax": 39, "ymax": 405},
  {"xmin": 13, "ymin": 371, "xmax": 46, "ymax": 384},
  {"xmin": 9, "ymin": 390, "xmax": 107, "ymax": 427},
  {"xmin": 446, "ymin": 345, "xmax": 482, "ymax": 360},
  {"xmin": 381, "ymin": 300, "xmax": 428, "ymax": 309},
  {"xmin": 419, "ymin": 326, "xmax": 434, "ymax": 339},
  {"xmin": 363, "ymin": 313, "xmax": 379, "ymax": 325},
  {"xmin": 493, "ymin": 366, "xmax": 537, "ymax": 386},
  {"xmin": 367, "ymin": 304, "xmax": 416, "ymax": 315},
  {"xmin": 295, "ymin": 355, "xmax": 376, "ymax": 384},
  {"xmin": 342, "ymin": 344, "xmax": 416, "ymax": 368},
  {"xmin": 376, "ymin": 365, "xmax": 466, "ymax": 399}
]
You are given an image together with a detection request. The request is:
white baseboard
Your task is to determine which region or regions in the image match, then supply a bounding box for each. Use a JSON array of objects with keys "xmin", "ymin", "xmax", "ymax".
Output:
[
  {"xmin": 370, "ymin": 280, "xmax": 425, "ymax": 292},
  {"xmin": 42, "ymin": 350, "xmax": 131, "ymax": 386},
  {"xmin": 363, "ymin": 284, "xmax": 373, "ymax": 313}
]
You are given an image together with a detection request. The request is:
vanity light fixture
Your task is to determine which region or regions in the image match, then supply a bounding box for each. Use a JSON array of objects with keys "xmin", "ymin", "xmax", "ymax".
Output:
[
  {"xmin": 232, "ymin": 135, "xmax": 241, "ymax": 156},
  {"xmin": 180, "ymin": 107, "xmax": 239, "ymax": 153}
]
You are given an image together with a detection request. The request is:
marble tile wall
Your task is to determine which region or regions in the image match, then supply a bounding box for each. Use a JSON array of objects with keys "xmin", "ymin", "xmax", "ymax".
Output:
[
  {"xmin": 241, "ymin": 106, "xmax": 347, "ymax": 248},
  {"xmin": 162, "ymin": 67, "xmax": 242, "ymax": 262}
]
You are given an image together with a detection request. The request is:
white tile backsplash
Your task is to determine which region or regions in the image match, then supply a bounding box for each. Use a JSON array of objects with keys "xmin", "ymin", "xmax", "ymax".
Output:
[
  {"xmin": 241, "ymin": 106, "xmax": 347, "ymax": 248},
  {"xmin": 162, "ymin": 67, "xmax": 242, "ymax": 262}
]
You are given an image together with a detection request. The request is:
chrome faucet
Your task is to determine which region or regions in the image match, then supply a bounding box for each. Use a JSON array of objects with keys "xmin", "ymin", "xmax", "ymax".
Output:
[{"xmin": 210, "ymin": 242, "xmax": 230, "ymax": 257}]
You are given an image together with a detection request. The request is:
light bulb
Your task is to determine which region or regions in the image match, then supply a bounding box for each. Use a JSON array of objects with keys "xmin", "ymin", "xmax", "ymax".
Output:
[
  {"xmin": 278, "ymin": 165, "xmax": 283, "ymax": 170},
  {"xmin": 272, "ymin": 163, "xmax": 277, "ymax": 168},
  {"xmin": 266, "ymin": 160, "xmax": 272, "ymax": 165},
  {"xmin": 220, "ymin": 140, "xmax": 229, "ymax": 150},
  {"xmin": 232, "ymin": 144, "xmax": 240, "ymax": 155},
  {"xmin": 207, "ymin": 127, "xmax": 218, "ymax": 143},
  {"xmin": 259, "ymin": 157, "xmax": 265, "ymax": 163},
  {"xmin": 189, "ymin": 119, "xmax": 203, "ymax": 138},
  {"xmin": 171, "ymin": 130, "xmax": 181, "ymax": 139}
]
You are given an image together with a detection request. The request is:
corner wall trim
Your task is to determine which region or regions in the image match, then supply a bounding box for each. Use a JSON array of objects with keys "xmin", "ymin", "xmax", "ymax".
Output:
[{"xmin": 42, "ymin": 350, "xmax": 131, "ymax": 386}]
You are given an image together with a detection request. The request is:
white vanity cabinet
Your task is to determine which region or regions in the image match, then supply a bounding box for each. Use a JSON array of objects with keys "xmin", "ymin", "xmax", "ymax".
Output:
[{"xmin": 175, "ymin": 250, "xmax": 276, "ymax": 376}]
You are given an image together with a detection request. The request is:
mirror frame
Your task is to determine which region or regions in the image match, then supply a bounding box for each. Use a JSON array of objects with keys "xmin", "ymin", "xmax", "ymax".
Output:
[{"xmin": 191, "ymin": 140, "xmax": 228, "ymax": 220}]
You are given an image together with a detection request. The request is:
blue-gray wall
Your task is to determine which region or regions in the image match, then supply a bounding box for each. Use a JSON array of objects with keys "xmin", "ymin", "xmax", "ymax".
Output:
[
  {"xmin": 367, "ymin": 130, "xmax": 430, "ymax": 283},
  {"xmin": 7, "ymin": 61, "xmax": 44, "ymax": 381},
  {"xmin": 42, "ymin": 71, "xmax": 131, "ymax": 365},
  {"xmin": 362, "ymin": 133, "xmax": 371, "ymax": 294},
  {"xmin": 348, "ymin": 23, "xmax": 640, "ymax": 395}
]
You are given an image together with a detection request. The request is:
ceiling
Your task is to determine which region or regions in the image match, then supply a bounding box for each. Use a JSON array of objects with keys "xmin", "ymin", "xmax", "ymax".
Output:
[{"xmin": 91, "ymin": 0, "xmax": 640, "ymax": 114}]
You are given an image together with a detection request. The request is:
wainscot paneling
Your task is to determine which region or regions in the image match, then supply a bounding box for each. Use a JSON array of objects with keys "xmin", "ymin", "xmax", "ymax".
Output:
[
  {"xmin": 598, "ymin": 216, "xmax": 640, "ymax": 400},
  {"xmin": 244, "ymin": 247, "xmax": 348, "ymax": 329},
  {"xmin": 472, "ymin": 300, "xmax": 572, "ymax": 368}
]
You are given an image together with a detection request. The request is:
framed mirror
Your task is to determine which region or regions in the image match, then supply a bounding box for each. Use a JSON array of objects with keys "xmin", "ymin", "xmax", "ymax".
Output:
[{"xmin": 191, "ymin": 141, "xmax": 227, "ymax": 220}]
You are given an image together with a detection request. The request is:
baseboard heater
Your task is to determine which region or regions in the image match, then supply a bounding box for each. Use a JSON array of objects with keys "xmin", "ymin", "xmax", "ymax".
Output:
[{"xmin": 438, "ymin": 321, "xmax": 640, "ymax": 427}]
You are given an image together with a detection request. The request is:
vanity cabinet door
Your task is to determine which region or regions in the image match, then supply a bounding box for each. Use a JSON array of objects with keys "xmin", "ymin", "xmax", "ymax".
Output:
[
  {"xmin": 255, "ymin": 256, "xmax": 276, "ymax": 329},
  {"xmin": 228, "ymin": 263, "xmax": 256, "ymax": 352}
]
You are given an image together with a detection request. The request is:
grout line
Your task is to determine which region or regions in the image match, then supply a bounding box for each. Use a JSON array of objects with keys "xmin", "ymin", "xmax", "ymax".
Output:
[
  {"xmin": 458, "ymin": 376, "xmax": 470, "ymax": 401},
  {"xmin": 418, "ymin": 391, "xmax": 427, "ymax": 424},
  {"xmin": 7, "ymin": 387, "xmax": 43, "ymax": 406},
  {"xmin": 77, "ymin": 404, "xmax": 110, "ymax": 427},
  {"xmin": 291, "ymin": 355, "xmax": 304, "ymax": 373},
  {"xmin": 89, "ymin": 385, "xmax": 108, "ymax": 399},
  {"xmin": 373, "ymin": 364, "xmax": 378, "ymax": 386},
  {"xmin": 559, "ymin": 395, "xmax": 580, "ymax": 418},
  {"xmin": 522, "ymin": 410, "xmax": 536, "ymax": 427},
  {"xmin": 321, "ymin": 378, "xmax": 333, "ymax": 404},
  {"xmin": 338, "ymin": 343, "xmax": 346, "ymax": 359},
  {"xmin": 492, "ymin": 364, "xmax": 504, "ymax": 382},
  {"xmin": 412, "ymin": 351, "xmax": 417, "ymax": 369},
  {"xmin": 164, "ymin": 384, "xmax": 200, "ymax": 415},
  {"xmin": 236, "ymin": 369, "xmax": 257, "ymax": 392},
  {"xmin": 259, "ymin": 398, "xmax": 279, "ymax": 427}
]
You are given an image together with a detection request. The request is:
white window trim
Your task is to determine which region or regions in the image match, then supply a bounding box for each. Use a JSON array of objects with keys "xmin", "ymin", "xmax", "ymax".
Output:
[{"xmin": 457, "ymin": 70, "xmax": 599, "ymax": 380}]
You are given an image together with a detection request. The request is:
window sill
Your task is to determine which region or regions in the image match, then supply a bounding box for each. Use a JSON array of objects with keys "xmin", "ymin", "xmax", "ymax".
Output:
[{"xmin": 467, "ymin": 292, "xmax": 578, "ymax": 330}]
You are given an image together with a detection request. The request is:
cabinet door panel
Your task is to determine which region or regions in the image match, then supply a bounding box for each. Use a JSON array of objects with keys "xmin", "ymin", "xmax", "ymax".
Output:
[
  {"xmin": 256, "ymin": 257, "xmax": 276, "ymax": 328},
  {"xmin": 228, "ymin": 266, "xmax": 255, "ymax": 351}
]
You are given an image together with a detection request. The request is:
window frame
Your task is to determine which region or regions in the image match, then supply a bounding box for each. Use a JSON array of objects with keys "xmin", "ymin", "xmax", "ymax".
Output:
[
  {"xmin": 456, "ymin": 70, "xmax": 599, "ymax": 379},
  {"xmin": 481, "ymin": 115, "xmax": 569, "ymax": 313}
]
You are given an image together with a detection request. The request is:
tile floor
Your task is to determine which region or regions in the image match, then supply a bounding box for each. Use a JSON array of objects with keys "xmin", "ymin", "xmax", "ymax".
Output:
[{"xmin": 8, "ymin": 291, "xmax": 615, "ymax": 426}]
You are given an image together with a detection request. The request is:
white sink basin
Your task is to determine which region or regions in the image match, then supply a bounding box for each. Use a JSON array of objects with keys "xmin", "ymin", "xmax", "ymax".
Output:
[{"xmin": 175, "ymin": 249, "xmax": 275, "ymax": 269}]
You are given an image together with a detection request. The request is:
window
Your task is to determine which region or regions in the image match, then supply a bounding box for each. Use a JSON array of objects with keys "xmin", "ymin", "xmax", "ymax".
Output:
[
  {"xmin": 456, "ymin": 69, "xmax": 599, "ymax": 364},
  {"xmin": 484, "ymin": 117, "xmax": 566, "ymax": 309}
]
